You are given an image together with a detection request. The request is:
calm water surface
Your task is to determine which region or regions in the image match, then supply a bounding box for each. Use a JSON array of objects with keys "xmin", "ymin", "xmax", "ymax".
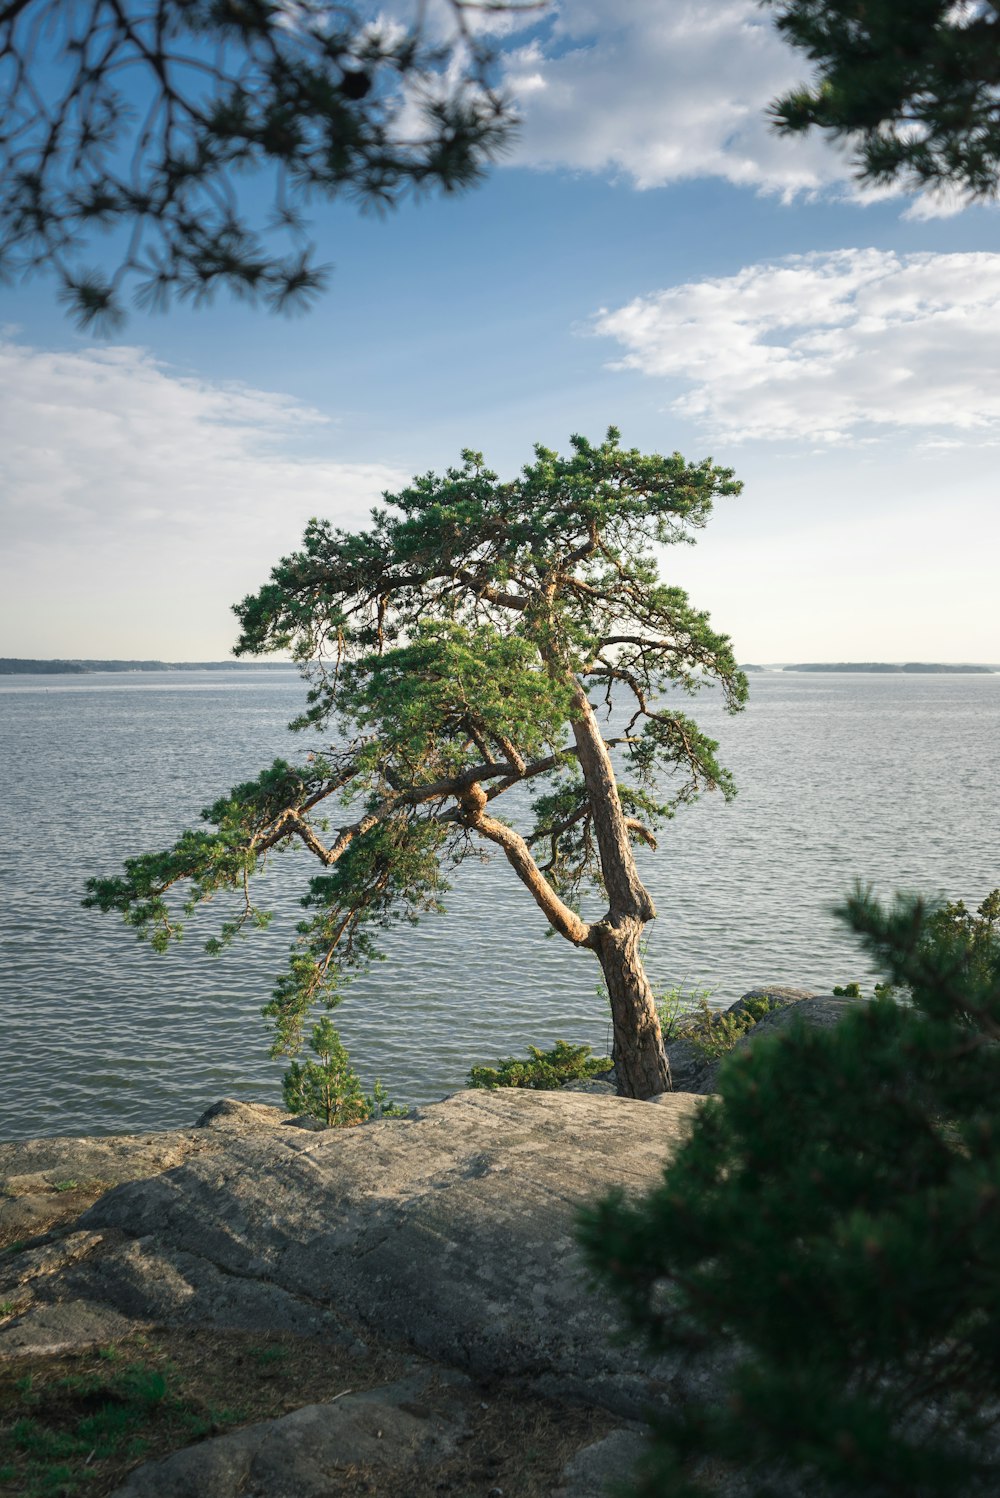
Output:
[{"xmin": 1, "ymin": 668, "xmax": 997, "ymax": 1138}]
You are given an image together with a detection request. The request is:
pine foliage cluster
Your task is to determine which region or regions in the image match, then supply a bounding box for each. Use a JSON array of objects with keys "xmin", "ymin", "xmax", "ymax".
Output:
[
  {"xmin": 660, "ymin": 991, "xmax": 779, "ymax": 1064},
  {"xmin": 281, "ymin": 1016, "xmax": 405, "ymax": 1126},
  {"xmin": 0, "ymin": 0, "xmax": 517, "ymax": 328},
  {"xmin": 580, "ymin": 887, "xmax": 1000, "ymax": 1497},
  {"xmin": 467, "ymin": 1039, "xmax": 609, "ymax": 1091},
  {"xmin": 765, "ymin": 1, "xmax": 1000, "ymax": 199}
]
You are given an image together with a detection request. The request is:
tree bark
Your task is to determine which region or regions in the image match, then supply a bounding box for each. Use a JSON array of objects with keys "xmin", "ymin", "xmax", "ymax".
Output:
[
  {"xmin": 593, "ymin": 918, "xmax": 671, "ymax": 1099},
  {"xmin": 569, "ymin": 685, "xmax": 655, "ymax": 922},
  {"xmin": 458, "ymin": 782, "xmax": 592, "ymax": 948},
  {"xmin": 568, "ymin": 684, "xmax": 671, "ymax": 1098},
  {"xmin": 460, "ymin": 678, "xmax": 672, "ymax": 1098}
]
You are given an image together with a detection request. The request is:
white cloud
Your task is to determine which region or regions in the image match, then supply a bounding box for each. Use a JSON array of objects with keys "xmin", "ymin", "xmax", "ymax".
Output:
[
  {"xmin": 0, "ymin": 341, "xmax": 406, "ymax": 656},
  {"xmin": 483, "ymin": 0, "xmax": 994, "ymax": 217},
  {"xmin": 366, "ymin": 0, "xmax": 974, "ymax": 213},
  {"xmin": 591, "ymin": 250, "xmax": 1000, "ymax": 441},
  {"xmin": 500, "ymin": 0, "xmax": 849, "ymax": 198},
  {"xmin": 901, "ymin": 181, "xmax": 975, "ymax": 220}
]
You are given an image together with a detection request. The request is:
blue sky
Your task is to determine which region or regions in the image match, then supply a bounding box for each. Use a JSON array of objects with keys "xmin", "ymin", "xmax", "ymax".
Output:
[{"xmin": 2, "ymin": 0, "xmax": 998, "ymax": 663}]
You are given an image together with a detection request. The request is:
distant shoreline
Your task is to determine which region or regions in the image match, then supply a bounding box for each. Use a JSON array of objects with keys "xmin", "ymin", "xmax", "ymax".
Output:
[
  {"xmin": 0, "ymin": 658, "xmax": 297, "ymax": 675},
  {"xmin": 2, "ymin": 658, "xmax": 996, "ymax": 677},
  {"xmin": 778, "ymin": 663, "xmax": 996, "ymax": 674}
]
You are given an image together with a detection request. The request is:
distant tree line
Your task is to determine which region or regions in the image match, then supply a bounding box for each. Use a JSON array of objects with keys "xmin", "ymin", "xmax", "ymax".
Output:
[
  {"xmin": 784, "ymin": 662, "xmax": 995, "ymax": 674},
  {"xmin": 0, "ymin": 658, "xmax": 297, "ymax": 674}
]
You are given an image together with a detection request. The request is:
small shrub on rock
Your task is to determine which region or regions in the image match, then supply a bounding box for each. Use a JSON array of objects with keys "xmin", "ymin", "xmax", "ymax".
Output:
[
  {"xmin": 661, "ymin": 990, "xmax": 778, "ymax": 1064},
  {"xmin": 282, "ymin": 1018, "xmax": 404, "ymax": 1126},
  {"xmin": 467, "ymin": 1040, "xmax": 610, "ymax": 1091},
  {"xmin": 833, "ymin": 980, "xmax": 896, "ymax": 999},
  {"xmin": 580, "ymin": 887, "xmax": 1000, "ymax": 1498}
]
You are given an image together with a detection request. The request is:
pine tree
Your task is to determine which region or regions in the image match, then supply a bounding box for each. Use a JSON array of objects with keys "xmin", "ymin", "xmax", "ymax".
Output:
[
  {"xmin": 85, "ymin": 428, "xmax": 746, "ymax": 1099},
  {"xmin": 579, "ymin": 887, "xmax": 1000, "ymax": 1496},
  {"xmin": 764, "ymin": 1, "xmax": 1000, "ymax": 198},
  {"xmin": 282, "ymin": 1016, "xmax": 370, "ymax": 1127}
]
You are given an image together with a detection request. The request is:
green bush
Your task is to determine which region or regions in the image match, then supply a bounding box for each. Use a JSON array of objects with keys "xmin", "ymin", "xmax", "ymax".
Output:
[
  {"xmin": 282, "ymin": 1017, "xmax": 405, "ymax": 1126},
  {"xmin": 579, "ymin": 887, "xmax": 1000, "ymax": 1498},
  {"xmin": 467, "ymin": 1040, "xmax": 610, "ymax": 1091},
  {"xmin": 833, "ymin": 980, "xmax": 896, "ymax": 999},
  {"xmin": 655, "ymin": 981, "xmax": 717, "ymax": 1039},
  {"xmin": 660, "ymin": 988, "xmax": 778, "ymax": 1064}
]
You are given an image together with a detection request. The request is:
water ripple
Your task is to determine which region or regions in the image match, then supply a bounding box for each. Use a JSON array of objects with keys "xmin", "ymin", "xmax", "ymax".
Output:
[{"xmin": 1, "ymin": 669, "xmax": 997, "ymax": 1138}]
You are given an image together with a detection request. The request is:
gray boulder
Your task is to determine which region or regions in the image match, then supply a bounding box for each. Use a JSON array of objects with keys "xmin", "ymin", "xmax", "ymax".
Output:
[
  {"xmin": 556, "ymin": 1426, "xmax": 650, "ymax": 1498},
  {"xmin": 697, "ymin": 993, "xmax": 860, "ymax": 1093},
  {"xmin": 663, "ymin": 1036, "xmax": 710, "ymax": 1093},
  {"xmin": 734, "ymin": 992, "xmax": 860, "ymax": 1035},
  {"xmin": 725, "ymin": 985, "xmax": 821, "ymax": 1019},
  {"xmin": 193, "ymin": 1098, "xmax": 325, "ymax": 1132},
  {"xmin": 110, "ymin": 1369, "xmax": 472, "ymax": 1498},
  {"xmin": 60, "ymin": 1088, "xmax": 711, "ymax": 1415}
]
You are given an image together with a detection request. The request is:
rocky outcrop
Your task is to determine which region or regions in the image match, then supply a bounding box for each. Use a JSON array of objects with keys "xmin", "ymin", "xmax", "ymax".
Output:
[
  {"xmin": 0, "ymin": 1128, "xmax": 214, "ymax": 1250},
  {"xmin": 696, "ymin": 992, "xmax": 861, "ymax": 1093},
  {"xmin": 0, "ymin": 1099, "xmax": 317, "ymax": 1251},
  {"xmin": 1, "ymin": 1089, "xmax": 710, "ymax": 1414},
  {"xmin": 724, "ymin": 984, "xmax": 820, "ymax": 1017},
  {"xmin": 738, "ymin": 992, "xmax": 861, "ymax": 1033},
  {"xmin": 73, "ymin": 1089, "xmax": 708, "ymax": 1414},
  {"xmin": 554, "ymin": 1427, "xmax": 651, "ymax": 1498},
  {"xmin": 111, "ymin": 1369, "xmax": 475, "ymax": 1498},
  {"xmin": 0, "ymin": 992, "xmax": 865, "ymax": 1498}
]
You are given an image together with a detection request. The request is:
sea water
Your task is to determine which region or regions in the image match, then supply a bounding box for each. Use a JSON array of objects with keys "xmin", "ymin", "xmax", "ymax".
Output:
[{"xmin": 1, "ymin": 668, "xmax": 996, "ymax": 1138}]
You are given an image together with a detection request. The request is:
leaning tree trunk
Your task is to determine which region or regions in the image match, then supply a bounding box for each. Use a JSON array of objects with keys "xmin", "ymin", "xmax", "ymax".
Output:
[
  {"xmin": 593, "ymin": 915, "xmax": 671, "ymax": 1099},
  {"xmin": 460, "ymin": 675, "xmax": 673, "ymax": 1098},
  {"xmin": 569, "ymin": 684, "xmax": 672, "ymax": 1099}
]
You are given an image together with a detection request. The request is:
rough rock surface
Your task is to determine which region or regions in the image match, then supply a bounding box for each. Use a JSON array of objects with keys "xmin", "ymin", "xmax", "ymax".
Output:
[
  {"xmin": 2, "ymin": 1089, "xmax": 710, "ymax": 1414},
  {"xmin": 0, "ymin": 1129, "xmax": 214, "ymax": 1249},
  {"xmin": 109, "ymin": 1369, "xmax": 473, "ymax": 1498},
  {"xmin": 735, "ymin": 992, "xmax": 861, "ymax": 1034},
  {"xmin": 697, "ymin": 993, "xmax": 861, "ymax": 1093},
  {"xmin": 555, "ymin": 1426, "xmax": 650, "ymax": 1498},
  {"xmin": 192, "ymin": 1098, "xmax": 326, "ymax": 1133},
  {"xmin": 662, "ymin": 1035, "xmax": 711, "ymax": 1094},
  {"xmin": 0, "ymin": 1018, "xmax": 866, "ymax": 1496},
  {"xmin": 0, "ymin": 1102, "xmax": 319, "ymax": 1250},
  {"xmin": 725, "ymin": 984, "xmax": 821, "ymax": 1018}
]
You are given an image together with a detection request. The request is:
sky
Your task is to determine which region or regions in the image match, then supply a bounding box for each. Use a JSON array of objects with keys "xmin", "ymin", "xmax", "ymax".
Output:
[{"xmin": 2, "ymin": 0, "xmax": 998, "ymax": 665}]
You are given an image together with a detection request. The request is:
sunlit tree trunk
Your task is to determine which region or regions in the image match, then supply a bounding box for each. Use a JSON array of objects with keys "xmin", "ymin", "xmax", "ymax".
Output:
[
  {"xmin": 570, "ymin": 686, "xmax": 671, "ymax": 1099},
  {"xmin": 592, "ymin": 917, "xmax": 670, "ymax": 1099}
]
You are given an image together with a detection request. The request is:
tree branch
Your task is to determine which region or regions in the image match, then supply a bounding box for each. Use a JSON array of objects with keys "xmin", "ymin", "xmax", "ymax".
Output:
[
  {"xmin": 249, "ymin": 746, "xmax": 580, "ymax": 866},
  {"xmin": 458, "ymin": 782, "xmax": 594, "ymax": 947}
]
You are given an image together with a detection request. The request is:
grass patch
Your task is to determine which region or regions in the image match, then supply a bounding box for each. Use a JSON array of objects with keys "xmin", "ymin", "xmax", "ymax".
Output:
[
  {"xmin": 249, "ymin": 1345, "xmax": 290, "ymax": 1369},
  {"xmin": 0, "ymin": 1324, "xmax": 616, "ymax": 1498},
  {"xmin": 660, "ymin": 989, "xmax": 780, "ymax": 1064},
  {"xmin": 0, "ymin": 1321, "xmax": 409, "ymax": 1498},
  {"xmin": 0, "ymin": 1354, "xmax": 242, "ymax": 1496}
]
